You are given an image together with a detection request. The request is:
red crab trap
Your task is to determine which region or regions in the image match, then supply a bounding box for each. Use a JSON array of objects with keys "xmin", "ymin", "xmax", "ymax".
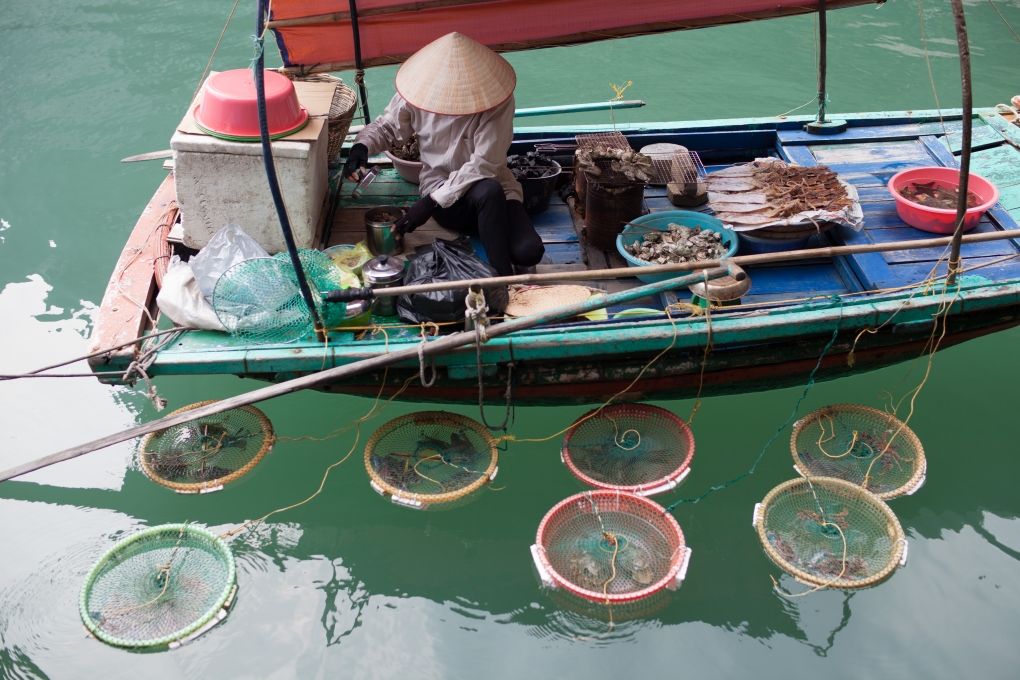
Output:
[
  {"xmin": 561, "ymin": 404, "xmax": 694, "ymax": 496},
  {"xmin": 791, "ymin": 404, "xmax": 926, "ymax": 499},
  {"xmin": 752, "ymin": 477, "xmax": 908, "ymax": 590},
  {"xmin": 364, "ymin": 412, "xmax": 499, "ymax": 510},
  {"xmin": 530, "ymin": 490, "xmax": 692, "ymax": 602}
]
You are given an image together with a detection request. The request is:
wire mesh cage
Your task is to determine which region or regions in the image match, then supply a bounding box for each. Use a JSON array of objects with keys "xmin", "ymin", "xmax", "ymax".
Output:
[
  {"xmin": 138, "ymin": 401, "xmax": 275, "ymax": 493},
  {"xmin": 561, "ymin": 404, "xmax": 695, "ymax": 496},
  {"xmin": 80, "ymin": 524, "xmax": 236, "ymax": 649},
  {"xmin": 575, "ymin": 131, "xmax": 632, "ymax": 151},
  {"xmin": 212, "ymin": 250, "xmax": 348, "ymax": 344},
  {"xmin": 791, "ymin": 405, "xmax": 926, "ymax": 499},
  {"xmin": 753, "ymin": 477, "xmax": 907, "ymax": 589},
  {"xmin": 364, "ymin": 412, "xmax": 499, "ymax": 510},
  {"xmin": 532, "ymin": 491, "xmax": 690, "ymax": 602}
]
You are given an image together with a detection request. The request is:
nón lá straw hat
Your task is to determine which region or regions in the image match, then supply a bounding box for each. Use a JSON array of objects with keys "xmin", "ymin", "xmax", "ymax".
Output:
[{"xmin": 395, "ymin": 32, "xmax": 516, "ymax": 116}]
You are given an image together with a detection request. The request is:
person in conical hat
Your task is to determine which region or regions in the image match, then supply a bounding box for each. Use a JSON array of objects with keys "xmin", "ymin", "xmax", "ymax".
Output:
[{"xmin": 345, "ymin": 32, "xmax": 544, "ymax": 276}]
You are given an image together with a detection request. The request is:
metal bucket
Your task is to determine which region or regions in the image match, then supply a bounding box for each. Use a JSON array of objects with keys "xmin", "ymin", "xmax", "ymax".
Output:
[
  {"xmin": 365, "ymin": 205, "xmax": 406, "ymax": 256},
  {"xmin": 584, "ymin": 181, "xmax": 645, "ymax": 251}
]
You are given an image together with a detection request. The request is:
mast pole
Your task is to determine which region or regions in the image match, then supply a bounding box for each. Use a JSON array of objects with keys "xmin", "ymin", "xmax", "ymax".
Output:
[
  {"xmin": 805, "ymin": 0, "xmax": 847, "ymax": 134},
  {"xmin": 349, "ymin": 0, "xmax": 371, "ymax": 123},
  {"xmin": 947, "ymin": 0, "xmax": 972, "ymax": 287}
]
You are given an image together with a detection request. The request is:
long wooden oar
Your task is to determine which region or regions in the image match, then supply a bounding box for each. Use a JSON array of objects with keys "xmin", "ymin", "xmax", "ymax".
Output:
[
  {"xmin": 334, "ymin": 227, "xmax": 1020, "ymax": 301},
  {"xmin": 0, "ymin": 267, "xmax": 734, "ymax": 483}
]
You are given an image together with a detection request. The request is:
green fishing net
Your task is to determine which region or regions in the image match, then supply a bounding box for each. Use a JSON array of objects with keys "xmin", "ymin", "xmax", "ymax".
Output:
[
  {"xmin": 80, "ymin": 524, "xmax": 236, "ymax": 648},
  {"xmin": 212, "ymin": 249, "xmax": 349, "ymax": 344},
  {"xmin": 791, "ymin": 405, "xmax": 926, "ymax": 499},
  {"xmin": 535, "ymin": 491, "xmax": 687, "ymax": 602},
  {"xmin": 561, "ymin": 404, "xmax": 695, "ymax": 495},
  {"xmin": 756, "ymin": 477, "xmax": 906, "ymax": 589},
  {"xmin": 364, "ymin": 412, "xmax": 498, "ymax": 508},
  {"xmin": 138, "ymin": 401, "xmax": 275, "ymax": 493}
]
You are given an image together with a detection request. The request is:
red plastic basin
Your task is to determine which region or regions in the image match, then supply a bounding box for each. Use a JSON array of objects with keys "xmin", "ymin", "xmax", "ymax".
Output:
[
  {"xmin": 887, "ymin": 166, "xmax": 998, "ymax": 234},
  {"xmin": 193, "ymin": 69, "xmax": 308, "ymax": 141}
]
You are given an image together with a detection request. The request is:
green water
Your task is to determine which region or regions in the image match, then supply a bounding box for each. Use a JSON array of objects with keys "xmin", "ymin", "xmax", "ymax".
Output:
[{"xmin": 2, "ymin": 1, "xmax": 1020, "ymax": 677}]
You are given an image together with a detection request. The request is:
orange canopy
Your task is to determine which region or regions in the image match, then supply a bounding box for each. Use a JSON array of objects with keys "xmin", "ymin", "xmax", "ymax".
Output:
[{"xmin": 269, "ymin": 0, "xmax": 876, "ymax": 73}]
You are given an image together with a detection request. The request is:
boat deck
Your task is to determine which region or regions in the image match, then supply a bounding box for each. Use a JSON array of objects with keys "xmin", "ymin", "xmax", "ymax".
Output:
[{"xmin": 322, "ymin": 109, "xmax": 1020, "ymax": 316}]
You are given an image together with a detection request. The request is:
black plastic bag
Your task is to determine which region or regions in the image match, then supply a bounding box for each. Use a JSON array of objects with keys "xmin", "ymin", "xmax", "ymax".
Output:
[{"xmin": 396, "ymin": 237, "xmax": 508, "ymax": 324}]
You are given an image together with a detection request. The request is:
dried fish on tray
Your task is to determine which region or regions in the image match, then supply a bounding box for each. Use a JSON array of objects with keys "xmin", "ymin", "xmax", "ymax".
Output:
[{"xmin": 706, "ymin": 158, "xmax": 863, "ymax": 234}]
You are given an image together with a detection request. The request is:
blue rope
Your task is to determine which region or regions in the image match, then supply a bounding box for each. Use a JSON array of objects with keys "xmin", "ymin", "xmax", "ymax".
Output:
[{"xmin": 663, "ymin": 296, "xmax": 845, "ymax": 514}]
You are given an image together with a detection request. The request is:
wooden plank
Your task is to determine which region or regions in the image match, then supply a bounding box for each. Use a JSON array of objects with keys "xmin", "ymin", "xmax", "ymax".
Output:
[
  {"xmin": 88, "ymin": 174, "xmax": 175, "ymax": 366},
  {"xmin": 530, "ymin": 203, "xmax": 578, "ymax": 243},
  {"xmin": 779, "ymin": 123, "xmax": 923, "ymax": 145},
  {"xmin": 781, "ymin": 145, "xmax": 818, "ymax": 167},
  {"xmin": 921, "ymin": 119, "xmax": 1003, "ymax": 154},
  {"xmin": 743, "ymin": 262, "xmax": 850, "ymax": 295},
  {"xmin": 968, "ymin": 145, "xmax": 1020, "ymax": 190},
  {"xmin": 919, "ymin": 135, "xmax": 957, "ymax": 167},
  {"xmin": 810, "ymin": 140, "xmax": 932, "ymax": 166},
  {"xmin": 883, "ymin": 255, "xmax": 1020, "ymax": 288}
]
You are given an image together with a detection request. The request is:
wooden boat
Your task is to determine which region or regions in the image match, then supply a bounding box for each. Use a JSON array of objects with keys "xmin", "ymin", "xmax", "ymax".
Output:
[{"xmin": 90, "ymin": 103, "xmax": 1020, "ymax": 405}]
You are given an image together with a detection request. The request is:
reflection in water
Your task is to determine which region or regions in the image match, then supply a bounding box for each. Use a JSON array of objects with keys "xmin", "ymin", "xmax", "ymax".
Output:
[{"xmin": 318, "ymin": 558, "xmax": 371, "ymax": 646}]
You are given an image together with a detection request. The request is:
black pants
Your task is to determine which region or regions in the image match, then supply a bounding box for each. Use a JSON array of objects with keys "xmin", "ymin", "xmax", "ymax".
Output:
[{"xmin": 433, "ymin": 179, "xmax": 545, "ymax": 276}]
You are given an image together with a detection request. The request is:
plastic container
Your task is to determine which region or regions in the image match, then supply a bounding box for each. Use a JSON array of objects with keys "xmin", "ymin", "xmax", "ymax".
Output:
[
  {"xmin": 888, "ymin": 167, "xmax": 999, "ymax": 234},
  {"xmin": 518, "ymin": 161, "xmax": 562, "ymax": 215},
  {"xmin": 193, "ymin": 69, "xmax": 308, "ymax": 141},
  {"xmin": 383, "ymin": 150, "xmax": 423, "ymax": 184},
  {"xmin": 737, "ymin": 230, "xmax": 812, "ymax": 255},
  {"xmin": 616, "ymin": 211, "xmax": 739, "ymax": 284}
]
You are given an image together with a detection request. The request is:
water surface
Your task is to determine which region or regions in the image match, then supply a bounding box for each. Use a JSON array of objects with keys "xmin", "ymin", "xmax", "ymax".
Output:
[{"xmin": 2, "ymin": 1, "xmax": 1020, "ymax": 677}]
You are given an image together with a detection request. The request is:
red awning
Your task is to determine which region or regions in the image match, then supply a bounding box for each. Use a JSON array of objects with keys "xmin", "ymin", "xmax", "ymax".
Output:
[{"xmin": 269, "ymin": 0, "xmax": 875, "ymax": 73}]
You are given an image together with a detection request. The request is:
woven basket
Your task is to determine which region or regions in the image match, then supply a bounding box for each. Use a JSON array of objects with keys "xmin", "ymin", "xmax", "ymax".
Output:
[{"xmin": 295, "ymin": 74, "xmax": 358, "ymax": 167}]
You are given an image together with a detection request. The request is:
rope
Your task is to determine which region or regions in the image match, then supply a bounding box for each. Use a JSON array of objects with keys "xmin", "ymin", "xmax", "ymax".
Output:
[
  {"xmin": 417, "ymin": 324, "xmax": 438, "ymax": 388},
  {"xmin": 189, "ymin": 0, "xmax": 242, "ymax": 107},
  {"xmin": 466, "ymin": 288, "xmax": 514, "ymax": 432},
  {"xmin": 662, "ymin": 295, "xmax": 845, "ymax": 514},
  {"xmin": 989, "ymin": 0, "xmax": 1020, "ymax": 45}
]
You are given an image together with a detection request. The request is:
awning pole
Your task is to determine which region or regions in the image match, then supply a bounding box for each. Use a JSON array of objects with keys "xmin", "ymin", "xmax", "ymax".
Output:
[
  {"xmin": 805, "ymin": 0, "xmax": 847, "ymax": 134},
  {"xmin": 256, "ymin": 0, "xmax": 326, "ymax": 341},
  {"xmin": 349, "ymin": 0, "xmax": 371, "ymax": 123},
  {"xmin": 947, "ymin": 0, "xmax": 973, "ymax": 287}
]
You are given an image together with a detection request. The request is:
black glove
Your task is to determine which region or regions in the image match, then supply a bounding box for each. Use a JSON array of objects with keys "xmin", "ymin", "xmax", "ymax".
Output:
[
  {"xmin": 343, "ymin": 143, "xmax": 369, "ymax": 181},
  {"xmin": 393, "ymin": 196, "xmax": 438, "ymax": 235}
]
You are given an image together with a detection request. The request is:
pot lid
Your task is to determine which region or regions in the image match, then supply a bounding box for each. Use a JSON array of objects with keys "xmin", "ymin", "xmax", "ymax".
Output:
[{"xmin": 362, "ymin": 255, "xmax": 405, "ymax": 285}]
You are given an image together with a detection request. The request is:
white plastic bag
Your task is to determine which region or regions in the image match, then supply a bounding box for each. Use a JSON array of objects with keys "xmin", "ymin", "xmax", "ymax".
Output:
[
  {"xmin": 188, "ymin": 223, "xmax": 270, "ymax": 299},
  {"xmin": 156, "ymin": 256, "xmax": 227, "ymax": 331}
]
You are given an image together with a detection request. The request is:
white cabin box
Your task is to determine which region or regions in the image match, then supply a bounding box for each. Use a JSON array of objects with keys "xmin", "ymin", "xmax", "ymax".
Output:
[{"xmin": 170, "ymin": 123, "xmax": 328, "ymax": 254}]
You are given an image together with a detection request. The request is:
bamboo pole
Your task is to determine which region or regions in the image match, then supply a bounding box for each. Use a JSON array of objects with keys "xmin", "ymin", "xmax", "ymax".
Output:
[
  {"xmin": 0, "ymin": 267, "xmax": 731, "ymax": 483},
  {"xmin": 339, "ymin": 228, "xmax": 1020, "ymax": 300},
  {"xmin": 947, "ymin": 0, "xmax": 973, "ymax": 287}
]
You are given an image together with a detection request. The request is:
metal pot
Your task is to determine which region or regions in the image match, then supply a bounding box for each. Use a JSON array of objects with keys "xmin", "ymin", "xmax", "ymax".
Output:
[
  {"xmin": 361, "ymin": 254, "xmax": 405, "ymax": 317},
  {"xmin": 365, "ymin": 205, "xmax": 406, "ymax": 256}
]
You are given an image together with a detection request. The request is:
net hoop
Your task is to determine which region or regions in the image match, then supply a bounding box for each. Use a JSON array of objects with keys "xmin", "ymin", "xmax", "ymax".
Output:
[
  {"xmin": 790, "ymin": 404, "xmax": 926, "ymax": 500},
  {"xmin": 535, "ymin": 491, "xmax": 686, "ymax": 603},
  {"xmin": 79, "ymin": 524, "xmax": 236, "ymax": 648},
  {"xmin": 561, "ymin": 404, "xmax": 695, "ymax": 494},
  {"xmin": 364, "ymin": 411, "xmax": 498, "ymax": 505},
  {"xmin": 138, "ymin": 401, "xmax": 275, "ymax": 492},
  {"xmin": 755, "ymin": 477, "xmax": 906, "ymax": 589}
]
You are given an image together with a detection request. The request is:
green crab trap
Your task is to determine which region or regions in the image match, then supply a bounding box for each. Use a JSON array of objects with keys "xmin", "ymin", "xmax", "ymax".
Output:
[
  {"xmin": 753, "ymin": 477, "xmax": 907, "ymax": 589},
  {"xmin": 364, "ymin": 412, "xmax": 499, "ymax": 510},
  {"xmin": 531, "ymin": 491, "xmax": 691, "ymax": 603},
  {"xmin": 561, "ymin": 404, "xmax": 695, "ymax": 496},
  {"xmin": 138, "ymin": 401, "xmax": 275, "ymax": 494},
  {"xmin": 212, "ymin": 249, "xmax": 348, "ymax": 344},
  {"xmin": 80, "ymin": 524, "xmax": 236, "ymax": 649},
  {"xmin": 791, "ymin": 404, "xmax": 926, "ymax": 499}
]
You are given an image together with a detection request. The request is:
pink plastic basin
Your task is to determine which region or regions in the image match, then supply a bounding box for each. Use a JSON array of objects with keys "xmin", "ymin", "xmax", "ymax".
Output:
[
  {"xmin": 887, "ymin": 166, "xmax": 999, "ymax": 234},
  {"xmin": 194, "ymin": 69, "xmax": 308, "ymax": 140}
]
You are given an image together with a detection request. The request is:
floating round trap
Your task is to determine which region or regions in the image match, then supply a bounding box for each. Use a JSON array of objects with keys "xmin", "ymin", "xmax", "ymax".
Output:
[
  {"xmin": 138, "ymin": 401, "xmax": 274, "ymax": 494},
  {"xmin": 531, "ymin": 491, "xmax": 691, "ymax": 602},
  {"xmin": 80, "ymin": 524, "xmax": 236, "ymax": 649},
  {"xmin": 364, "ymin": 411, "xmax": 498, "ymax": 510},
  {"xmin": 753, "ymin": 477, "xmax": 907, "ymax": 589},
  {"xmin": 791, "ymin": 404, "xmax": 926, "ymax": 499},
  {"xmin": 561, "ymin": 404, "xmax": 694, "ymax": 496}
]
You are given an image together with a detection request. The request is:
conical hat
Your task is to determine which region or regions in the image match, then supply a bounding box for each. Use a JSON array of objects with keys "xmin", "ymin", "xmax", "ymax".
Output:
[{"xmin": 395, "ymin": 32, "xmax": 516, "ymax": 116}]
